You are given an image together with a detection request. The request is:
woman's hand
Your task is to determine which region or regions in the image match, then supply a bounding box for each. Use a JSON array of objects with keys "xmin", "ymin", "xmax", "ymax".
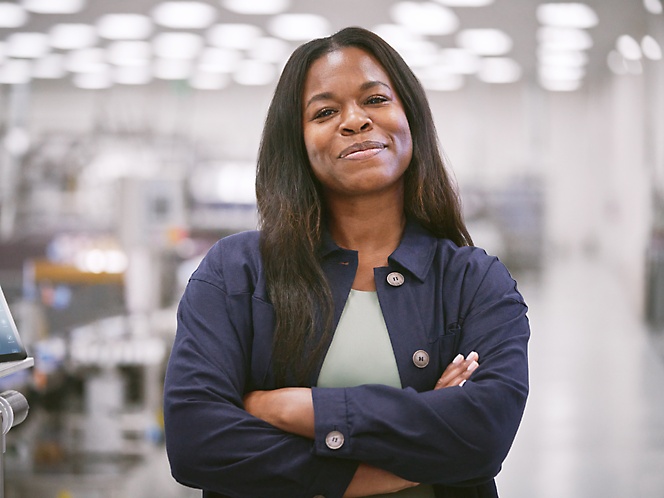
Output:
[
  {"xmin": 434, "ymin": 351, "xmax": 479, "ymax": 390},
  {"xmin": 243, "ymin": 387, "xmax": 315, "ymax": 438}
]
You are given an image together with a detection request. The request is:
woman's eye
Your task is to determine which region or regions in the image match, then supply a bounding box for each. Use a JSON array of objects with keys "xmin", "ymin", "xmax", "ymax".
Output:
[
  {"xmin": 314, "ymin": 108, "xmax": 335, "ymax": 119},
  {"xmin": 366, "ymin": 95, "xmax": 388, "ymax": 105}
]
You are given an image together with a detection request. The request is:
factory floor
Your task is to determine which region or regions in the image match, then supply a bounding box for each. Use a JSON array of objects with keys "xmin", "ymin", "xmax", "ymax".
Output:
[{"xmin": 135, "ymin": 253, "xmax": 664, "ymax": 497}]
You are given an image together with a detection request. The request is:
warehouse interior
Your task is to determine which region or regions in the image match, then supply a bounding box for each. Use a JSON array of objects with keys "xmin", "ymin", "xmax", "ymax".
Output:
[{"xmin": 1, "ymin": 0, "xmax": 663, "ymax": 497}]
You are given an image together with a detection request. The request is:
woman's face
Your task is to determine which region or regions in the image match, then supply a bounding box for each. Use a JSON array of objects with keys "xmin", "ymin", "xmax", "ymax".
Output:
[{"xmin": 302, "ymin": 47, "xmax": 413, "ymax": 200}]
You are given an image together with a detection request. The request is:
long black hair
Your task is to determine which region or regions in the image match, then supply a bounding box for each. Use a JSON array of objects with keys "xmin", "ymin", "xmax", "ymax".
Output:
[{"xmin": 256, "ymin": 26, "xmax": 472, "ymax": 386}]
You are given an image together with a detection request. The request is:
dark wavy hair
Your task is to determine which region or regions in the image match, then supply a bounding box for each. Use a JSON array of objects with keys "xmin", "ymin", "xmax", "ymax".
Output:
[{"xmin": 256, "ymin": 26, "xmax": 472, "ymax": 386}]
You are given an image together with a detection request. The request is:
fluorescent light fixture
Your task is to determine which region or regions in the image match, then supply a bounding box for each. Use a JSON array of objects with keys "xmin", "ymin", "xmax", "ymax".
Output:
[
  {"xmin": 154, "ymin": 58, "xmax": 192, "ymax": 80},
  {"xmin": 33, "ymin": 53, "xmax": 66, "ymax": 78},
  {"xmin": 537, "ymin": 3, "xmax": 598, "ymax": 28},
  {"xmin": 438, "ymin": 48, "xmax": 480, "ymax": 74},
  {"xmin": 539, "ymin": 78, "xmax": 581, "ymax": 91},
  {"xmin": 617, "ymin": 35, "xmax": 642, "ymax": 60},
  {"xmin": 433, "ymin": 0, "xmax": 494, "ymax": 5},
  {"xmin": 207, "ymin": 23, "xmax": 263, "ymax": 50},
  {"xmin": 233, "ymin": 59, "xmax": 276, "ymax": 85},
  {"xmin": 538, "ymin": 47, "xmax": 588, "ymax": 67},
  {"xmin": 153, "ymin": 32, "xmax": 203, "ymax": 59},
  {"xmin": 417, "ymin": 67, "xmax": 464, "ymax": 91},
  {"xmin": 644, "ymin": 0, "xmax": 663, "ymax": 14},
  {"xmin": 22, "ymin": 0, "xmax": 84, "ymax": 14},
  {"xmin": 222, "ymin": 0, "xmax": 290, "ymax": 15},
  {"xmin": 49, "ymin": 23, "xmax": 98, "ymax": 50},
  {"xmin": 0, "ymin": 3, "xmax": 28, "ymax": 28},
  {"xmin": 113, "ymin": 65, "xmax": 152, "ymax": 85},
  {"xmin": 198, "ymin": 47, "xmax": 241, "ymax": 72},
  {"xmin": 607, "ymin": 50, "xmax": 628, "ymax": 75},
  {"xmin": 477, "ymin": 57, "xmax": 521, "ymax": 83},
  {"xmin": 6, "ymin": 32, "xmax": 50, "ymax": 59},
  {"xmin": 189, "ymin": 71, "xmax": 231, "ymax": 90},
  {"xmin": 642, "ymin": 35, "xmax": 662, "ymax": 60},
  {"xmin": 0, "ymin": 59, "xmax": 31, "ymax": 84},
  {"xmin": 107, "ymin": 41, "xmax": 152, "ymax": 66},
  {"xmin": 151, "ymin": 1, "xmax": 217, "ymax": 29},
  {"xmin": 72, "ymin": 71, "xmax": 112, "ymax": 89},
  {"xmin": 248, "ymin": 37, "xmax": 291, "ymax": 64},
  {"xmin": 537, "ymin": 26, "xmax": 592, "ymax": 51},
  {"xmin": 268, "ymin": 14, "xmax": 331, "ymax": 41},
  {"xmin": 539, "ymin": 64, "xmax": 584, "ymax": 81},
  {"xmin": 456, "ymin": 29, "xmax": 513, "ymax": 56},
  {"xmin": 96, "ymin": 14, "xmax": 153, "ymax": 40},
  {"xmin": 65, "ymin": 48, "xmax": 107, "ymax": 73},
  {"xmin": 390, "ymin": 2, "xmax": 459, "ymax": 36}
]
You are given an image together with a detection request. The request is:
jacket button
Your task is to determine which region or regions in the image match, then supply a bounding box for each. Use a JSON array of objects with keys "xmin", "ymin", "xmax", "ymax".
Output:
[
  {"xmin": 412, "ymin": 350, "xmax": 430, "ymax": 368},
  {"xmin": 325, "ymin": 430, "xmax": 344, "ymax": 450},
  {"xmin": 386, "ymin": 272, "xmax": 405, "ymax": 286}
]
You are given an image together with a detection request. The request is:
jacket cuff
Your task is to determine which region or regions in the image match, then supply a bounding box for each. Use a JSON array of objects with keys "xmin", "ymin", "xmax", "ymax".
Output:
[
  {"xmin": 312, "ymin": 387, "xmax": 354, "ymax": 458},
  {"xmin": 307, "ymin": 456, "xmax": 358, "ymax": 498}
]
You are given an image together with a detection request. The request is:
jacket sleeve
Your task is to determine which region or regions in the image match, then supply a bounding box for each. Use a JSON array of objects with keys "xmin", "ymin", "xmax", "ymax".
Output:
[
  {"xmin": 163, "ymin": 252, "xmax": 358, "ymax": 497},
  {"xmin": 310, "ymin": 255, "xmax": 529, "ymax": 486}
]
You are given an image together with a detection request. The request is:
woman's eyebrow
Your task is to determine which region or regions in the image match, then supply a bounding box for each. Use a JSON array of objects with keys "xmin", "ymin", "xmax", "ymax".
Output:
[{"xmin": 304, "ymin": 80, "xmax": 392, "ymax": 110}]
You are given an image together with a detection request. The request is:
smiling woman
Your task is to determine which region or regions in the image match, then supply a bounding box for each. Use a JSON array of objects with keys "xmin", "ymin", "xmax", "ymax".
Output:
[{"xmin": 164, "ymin": 26, "xmax": 530, "ymax": 498}]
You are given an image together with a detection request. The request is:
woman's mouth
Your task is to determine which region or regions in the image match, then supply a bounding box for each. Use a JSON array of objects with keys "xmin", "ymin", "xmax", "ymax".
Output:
[{"xmin": 339, "ymin": 141, "xmax": 386, "ymax": 159}]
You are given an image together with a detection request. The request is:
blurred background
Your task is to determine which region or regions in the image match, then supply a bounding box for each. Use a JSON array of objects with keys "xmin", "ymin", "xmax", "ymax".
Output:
[{"xmin": 0, "ymin": 0, "xmax": 663, "ymax": 497}]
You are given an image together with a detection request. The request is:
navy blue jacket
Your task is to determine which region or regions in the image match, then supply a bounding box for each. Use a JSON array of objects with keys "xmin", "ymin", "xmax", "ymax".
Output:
[{"xmin": 163, "ymin": 220, "xmax": 530, "ymax": 498}]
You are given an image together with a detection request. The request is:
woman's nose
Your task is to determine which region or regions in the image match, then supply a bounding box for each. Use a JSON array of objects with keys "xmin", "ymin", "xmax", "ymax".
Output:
[{"xmin": 341, "ymin": 106, "xmax": 372, "ymax": 135}]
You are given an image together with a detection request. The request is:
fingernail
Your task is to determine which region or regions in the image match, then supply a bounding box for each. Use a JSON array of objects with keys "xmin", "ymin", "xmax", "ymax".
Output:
[
  {"xmin": 459, "ymin": 380, "xmax": 466, "ymax": 387},
  {"xmin": 467, "ymin": 361, "xmax": 479, "ymax": 373},
  {"xmin": 468, "ymin": 351, "xmax": 479, "ymax": 361},
  {"xmin": 453, "ymin": 354, "xmax": 464, "ymax": 365}
]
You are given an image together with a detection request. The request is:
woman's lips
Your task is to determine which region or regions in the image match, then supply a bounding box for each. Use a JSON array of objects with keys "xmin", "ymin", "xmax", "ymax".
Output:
[{"xmin": 339, "ymin": 141, "xmax": 386, "ymax": 159}]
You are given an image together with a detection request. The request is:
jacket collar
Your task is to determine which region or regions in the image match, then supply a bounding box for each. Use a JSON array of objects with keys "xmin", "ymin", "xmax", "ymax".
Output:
[{"xmin": 318, "ymin": 217, "xmax": 436, "ymax": 283}]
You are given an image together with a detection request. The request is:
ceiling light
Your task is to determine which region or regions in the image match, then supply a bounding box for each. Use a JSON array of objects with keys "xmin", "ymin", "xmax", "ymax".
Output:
[
  {"xmin": 107, "ymin": 41, "xmax": 152, "ymax": 66},
  {"xmin": 617, "ymin": 35, "xmax": 642, "ymax": 60},
  {"xmin": 189, "ymin": 71, "xmax": 231, "ymax": 90},
  {"xmin": 538, "ymin": 48, "xmax": 588, "ymax": 67},
  {"xmin": 0, "ymin": 59, "xmax": 31, "ymax": 84},
  {"xmin": 268, "ymin": 14, "xmax": 331, "ymax": 41},
  {"xmin": 643, "ymin": 0, "xmax": 663, "ymax": 14},
  {"xmin": 538, "ymin": 65, "xmax": 585, "ymax": 81},
  {"xmin": 233, "ymin": 60, "xmax": 276, "ymax": 85},
  {"xmin": 96, "ymin": 14, "xmax": 153, "ymax": 40},
  {"xmin": 22, "ymin": 0, "xmax": 85, "ymax": 14},
  {"xmin": 198, "ymin": 47, "xmax": 241, "ymax": 72},
  {"xmin": 151, "ymin": 1, "xmax": 217, "ymax": 29},
  {"xmin": 6, "ymin": 32, "xmax": 50, "ymax": 58},
  {"xmin": 65, "ymin": 48, "xmax": 107, "ymax": 73},
  {"xmin": 33, "ymin": 53, "xmax": 66, "ymax": 78},
  {"xmin": 390, "ymin": 2, "xmax": 459, "ymax": 36},
  {"xmin": 539, "ymin": 78, "xmax": 581, "ymax": 91},
  {"xmin": 153, "ymin": 32, "xmax": 203, "ymax": 59},
  {"xmin": 416, "ymin": 67, "xmax": 464, "ymax": 91},
  {"xmin": 49, "ymin": 23, "xmax": 98, "ymax": 50},
  {"xmin": 477, "ymin": 57, "xmax": 521, "ymax": 83},
  {"xmin": 0, "ymin": 3, "xmax": 28, "ymax": 28},
  {"xmin": 72, "ymin": 71, "xmax": 112, "ymax": 89},
  {"xmin": 207, "ymin": 23, "xmax": 263, "ymax": 50},
  {"xmin": 642, "ymin": 35, "xmax": 662, "ymax": 60},
  {"xmin": 114, "ymin": 65, "xmax": 152, "ymax": 85},
  {"xmin": 438, "ymin": 48, "xmax": 480, "ymax": 74},
  {"xmin": 154, "ymin": 58, "xmax": 192, "ymax": 80},
  {"xmin": 537, "ymin": 3, "xmax": 598, "ymax": 28},
  {"xmin": 537, "ymin": 26, "xmax": 592, "ymax": 51},
  {"xmin": 248, "ymin": 37, "xmax": 291, "ymax": 64},
  {"xmin": 457, "ymin": 29, "xmax": 513, "ymax": 56},
  {"xmin": 222, "ymin": 0, "xmax": 290, "ymax": 15},
  {"xmin": 433, "ymin": 0, "xmax": 494, "ymax": 6},
  {"xmin": 398, "ymin": 40, "xmax": 439, "ymax": 68}
]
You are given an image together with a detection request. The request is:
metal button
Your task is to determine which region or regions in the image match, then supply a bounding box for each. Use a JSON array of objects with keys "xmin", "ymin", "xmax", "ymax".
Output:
[
  {"xmin": 387, "ymin": 271, "xmax": 405, "ymax": 287},
  {"xmin": 412, "ymin": 350, "xmax": 430, "ymax": 368},
  {"xmin": 325, "ymin": 430, "xmax": 344, "ymax": 450}
]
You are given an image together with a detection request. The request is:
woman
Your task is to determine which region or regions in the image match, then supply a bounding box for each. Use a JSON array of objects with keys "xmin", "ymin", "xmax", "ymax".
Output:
[{"xmin": 164, "ymin": 27, "xmax": 529, "ymax": 498}]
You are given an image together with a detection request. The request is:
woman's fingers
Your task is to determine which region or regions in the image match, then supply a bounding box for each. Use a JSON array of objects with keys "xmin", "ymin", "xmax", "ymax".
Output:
[{"xmin": 434, "ymin": 351, "xmax": 480, "ymax": 390}]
